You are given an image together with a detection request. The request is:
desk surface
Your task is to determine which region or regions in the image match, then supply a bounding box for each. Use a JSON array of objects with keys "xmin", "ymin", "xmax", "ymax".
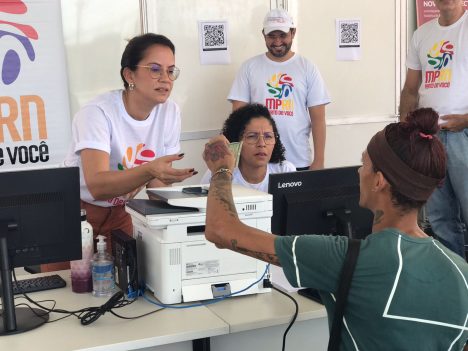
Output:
[
  {"xmin": 1, "ymin": 271, "xmax": 327, "ymax": 351},
  {"xmin": 207, "ymin": 289, "xmax": 327, "ymax": 333},
  {"xmin": 1, "ymin": 271, "xmax": 228, "ymax": 351}
]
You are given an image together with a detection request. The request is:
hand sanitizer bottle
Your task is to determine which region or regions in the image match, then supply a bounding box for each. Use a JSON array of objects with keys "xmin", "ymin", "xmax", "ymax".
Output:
[
  {"xmin": 92, "ymin": 235, "xmax": 115, "ymax": 297},
  {"xmin": 70, "ymin": 209, "xmax": 93, "ymax": 293}
]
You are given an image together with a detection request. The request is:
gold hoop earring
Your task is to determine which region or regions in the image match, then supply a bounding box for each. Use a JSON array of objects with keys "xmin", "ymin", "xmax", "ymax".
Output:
[{"xmin": 129, "ymin": 82, "xmax": 135, "ymax": 91}]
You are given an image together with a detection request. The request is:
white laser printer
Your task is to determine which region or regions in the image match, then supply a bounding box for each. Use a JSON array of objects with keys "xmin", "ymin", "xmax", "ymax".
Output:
[{"xmin": 126, "ymin": 184, "xmax": 272, "ymax": 304}]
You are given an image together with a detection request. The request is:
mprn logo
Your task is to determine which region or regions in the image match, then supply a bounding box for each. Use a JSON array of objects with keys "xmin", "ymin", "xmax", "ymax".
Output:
[
  {"xmin": 427, "ymin": 40, "xmax": 453, "ymax": 70},
  {"xmin": 0, "ymin": 1, "xmax": 38, "ymax": 85},
  {"xmin": 267, "ymin": 73, "xmax": 294, "ymax": 99},
  {"xmin": 118, "ymin": 143, "xmax": 156, "ymax": 170}
]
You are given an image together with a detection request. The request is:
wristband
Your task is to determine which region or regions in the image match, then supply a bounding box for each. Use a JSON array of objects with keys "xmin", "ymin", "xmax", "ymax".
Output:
[{"xmin": 213, "ymin": 168, "xmax": 233, "ymax": 178}]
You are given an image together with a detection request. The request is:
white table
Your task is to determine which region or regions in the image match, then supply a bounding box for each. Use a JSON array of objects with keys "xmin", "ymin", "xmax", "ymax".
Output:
[{"xmin": 1, "ymin": 271, "xmax": 329, "ymax": 351}]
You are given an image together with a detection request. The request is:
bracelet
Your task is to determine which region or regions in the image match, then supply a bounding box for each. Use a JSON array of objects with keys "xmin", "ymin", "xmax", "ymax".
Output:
[{"xmin": 212, "ymin": 168, "xmax": 233, "ymax": 178}]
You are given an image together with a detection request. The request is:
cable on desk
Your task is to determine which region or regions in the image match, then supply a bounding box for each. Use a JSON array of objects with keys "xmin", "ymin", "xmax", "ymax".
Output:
[
  {"xmin": 270, "ymin": 285, "xmax": 299, "ymax": 351},
  {"xmin": 11, "ymin": 270, "xmax": 163, "ymax": 325}
]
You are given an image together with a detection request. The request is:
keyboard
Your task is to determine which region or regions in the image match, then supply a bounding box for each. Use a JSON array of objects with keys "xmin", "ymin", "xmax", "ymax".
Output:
[{"xmin": 12, "ymin": 274, "xmax": 66, "ymax": 295}]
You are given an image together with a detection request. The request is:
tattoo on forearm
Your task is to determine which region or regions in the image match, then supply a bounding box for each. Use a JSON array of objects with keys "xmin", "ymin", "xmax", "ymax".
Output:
[
  {"xmin": 203, "ymin": 141, "xmax": 230, "ymax": 162},
  {"xmin": 231, "ymin": 239, "xmax": 280, "ymax": 265},
  {"xmin": 374, "ymin": 210, "xmax": 384, "ymax": 224},
  {"xmin": 211, "ymin": 173, "xmax": 237, "ymax": 217}
]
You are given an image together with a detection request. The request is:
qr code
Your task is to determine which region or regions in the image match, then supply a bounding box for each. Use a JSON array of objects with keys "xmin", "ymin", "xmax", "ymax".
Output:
[
  {"xmin": 202, "ymin": 23, "xmax": 227, "ymax": 51},
  {"xmin": 339, "ymin": 21, "xmax": 360, "ymax": 47}
]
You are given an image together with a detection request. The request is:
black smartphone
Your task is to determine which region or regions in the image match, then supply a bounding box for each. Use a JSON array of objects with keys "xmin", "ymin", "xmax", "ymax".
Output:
[
  {"xmin": 182, "ymin": 186, "xmax": 209, "ymax": 195},
  {"xmin": 297, "ymin": 288, "xmax": 323, "ymax": 304}
]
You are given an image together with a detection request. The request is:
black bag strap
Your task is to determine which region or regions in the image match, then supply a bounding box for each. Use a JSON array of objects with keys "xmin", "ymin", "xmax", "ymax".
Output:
[{"xmin": 327, "ymin": 238, "xmax": 361, "ymax": 351}]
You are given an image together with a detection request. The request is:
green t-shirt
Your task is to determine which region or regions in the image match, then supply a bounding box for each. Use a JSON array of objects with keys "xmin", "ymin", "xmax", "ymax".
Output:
[{"xmin": 275, "ymin": 229, "xmax": 468, "ymax": 350}]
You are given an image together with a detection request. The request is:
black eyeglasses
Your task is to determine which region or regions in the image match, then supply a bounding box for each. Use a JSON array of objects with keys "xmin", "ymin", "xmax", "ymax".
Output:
[
  {"xmin": 136, "ymin": 63, "xmax": 180, "ymax": 81},
  {"xmin": 242, "ymin": 131, "xmax": 276, "ymax": 145}
]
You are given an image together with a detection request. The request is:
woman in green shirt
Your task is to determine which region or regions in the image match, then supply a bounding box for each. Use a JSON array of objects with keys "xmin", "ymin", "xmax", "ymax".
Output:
[{"xmin": 202, "ymin": 107, "xmax": 468, "ymax": 350}]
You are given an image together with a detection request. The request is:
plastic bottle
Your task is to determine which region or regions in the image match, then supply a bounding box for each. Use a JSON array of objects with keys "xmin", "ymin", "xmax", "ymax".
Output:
[
  {"xmin": 92, "ymin": 235, "xmax": 115, "ymax": 297},
  {"xmin": 70, "ymin": 209, "xmax": 93, "ymax": 293}
]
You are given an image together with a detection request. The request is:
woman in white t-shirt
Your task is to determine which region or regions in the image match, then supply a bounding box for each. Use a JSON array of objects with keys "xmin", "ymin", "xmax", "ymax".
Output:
[
  {"xmin": 201, "ymin": 104, "xmax": 295, "ymax": 192},
  {"xmin": 55, "ymin": 34, "xmax": 196, "ymax": 266}
]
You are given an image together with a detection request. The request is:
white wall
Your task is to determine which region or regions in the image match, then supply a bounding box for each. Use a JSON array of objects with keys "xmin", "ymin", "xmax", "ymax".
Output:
[
  {"xmin": 61, "ymin": 0, "xmax": 140, "ymax": 115},
  {"xmin": 60, "ymin": 0, "xmax": 404, "ymax": 186}
]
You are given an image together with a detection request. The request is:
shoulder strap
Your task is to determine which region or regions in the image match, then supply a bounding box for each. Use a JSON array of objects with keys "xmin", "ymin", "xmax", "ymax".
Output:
[{"xmin": 328, "ymin": 238, "xmax": 361, "ymax": 351}]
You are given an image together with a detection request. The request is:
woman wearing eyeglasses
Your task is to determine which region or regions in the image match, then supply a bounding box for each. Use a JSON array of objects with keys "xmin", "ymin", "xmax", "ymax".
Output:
[
  {"xmin": 201, "ymin": 104, "xmax": 295, "ymax": 192},
  {"xmin": 61, "ymin": 33, "xmax": 196, "ymax": 251}
]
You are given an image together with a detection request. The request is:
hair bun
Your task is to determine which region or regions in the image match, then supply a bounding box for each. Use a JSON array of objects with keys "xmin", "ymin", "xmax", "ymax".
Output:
[{"xmin": 404, "ymin": 107, "xmax": 439, "ymax": 136}]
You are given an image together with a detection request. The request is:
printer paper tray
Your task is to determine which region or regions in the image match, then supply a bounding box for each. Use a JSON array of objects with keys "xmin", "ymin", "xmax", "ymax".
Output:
[{"xmin": 182, "ymin": 277, "xmax": 267, "ymax": 303}]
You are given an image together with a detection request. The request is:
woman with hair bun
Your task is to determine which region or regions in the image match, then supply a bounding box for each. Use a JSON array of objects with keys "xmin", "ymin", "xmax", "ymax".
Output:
[{"xmin": 202, "ymin": 107, "xmax": 468, "ymax": 350}]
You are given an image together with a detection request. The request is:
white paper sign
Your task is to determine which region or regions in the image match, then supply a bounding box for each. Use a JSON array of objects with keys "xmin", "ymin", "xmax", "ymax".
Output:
[
  {"xmin": 336, "ymin": 19, "xmax": 361, "ymax": 61},
  {"xmin": 198, "ymin": 20, "xmax": 230, "ymax": 65}
]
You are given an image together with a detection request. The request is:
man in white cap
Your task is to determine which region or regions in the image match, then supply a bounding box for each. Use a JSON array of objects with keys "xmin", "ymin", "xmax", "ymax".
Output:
[{"xmin": 228, "ymin": 8, "xmax": 330, "ymax": 171}]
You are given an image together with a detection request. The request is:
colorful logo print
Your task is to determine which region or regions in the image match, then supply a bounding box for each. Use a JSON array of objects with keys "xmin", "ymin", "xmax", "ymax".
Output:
[
  {"xmin": 427, "ymin": 40, "xmax": 453, "ymax": 70},
  {"xmin": 0, "ymin": 1, "xmax": 38, "ymax": 85},
  {"xmin": 118, "ymin": 144, "xmax": 156, "ymax": 170},
  {"xmin": 267, "ymin": 73, "xmax": 294, "ymax": 99}
]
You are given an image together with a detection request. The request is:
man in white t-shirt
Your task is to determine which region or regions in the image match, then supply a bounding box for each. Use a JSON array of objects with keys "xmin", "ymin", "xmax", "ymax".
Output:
[
  {"xmin": 228, "ymin": 8, "xmax": 331, "ymax": 170},
  {"xmin": 400, "ymin": 0, "xmax": 468, "ymax": 258}
]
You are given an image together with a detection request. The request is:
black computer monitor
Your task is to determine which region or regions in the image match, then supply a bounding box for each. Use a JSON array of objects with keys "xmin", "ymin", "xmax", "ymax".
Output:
[
  {"xmin": 0, "ymin": 167, "xmax": 82, "ymax": 335},
  {"xmin": 268, "ymin": 166, "xmax": 374, "ymax": 239}
]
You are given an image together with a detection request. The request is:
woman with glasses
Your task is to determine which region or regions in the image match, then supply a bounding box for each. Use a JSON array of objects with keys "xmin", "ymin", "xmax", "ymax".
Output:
[
  {"xmin": 61, "ymin": 33, "xmax": 196, "ymax": 254},
  {"xmin": 201, "ymin": 104, "xmax": 295, "ymax": 193}
]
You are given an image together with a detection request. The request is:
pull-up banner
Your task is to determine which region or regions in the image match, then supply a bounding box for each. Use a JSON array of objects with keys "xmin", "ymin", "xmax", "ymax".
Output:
[
  {"xmin": 417, "ymin": 0, "xmax": 468, "ymax": 27},
  {"xmin": 0, "ymin": 0, "xmax": 70, "ymax": 170}
]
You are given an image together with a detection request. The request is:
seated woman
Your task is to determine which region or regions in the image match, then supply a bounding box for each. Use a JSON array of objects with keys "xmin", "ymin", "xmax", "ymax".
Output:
[
  {"xmin": 202, "ymin": 107, "xmax": 468, "ymax": 350},
  {"xmin": 201, "ymin": 104, "xmax": 295, "ymax": 192}
]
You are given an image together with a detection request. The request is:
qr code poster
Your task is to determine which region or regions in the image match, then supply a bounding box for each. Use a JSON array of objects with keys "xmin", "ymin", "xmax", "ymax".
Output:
[
  {"xmin": 198, "ymin": 20, "xmax": 230, "ymax": 65},
  {"xmin": 336, "ymin": 19, "xmax": 361, "ymax": 61},
  {"xmin": 338, "ymin": 19, "xmax": 361, "ymax": 48}
]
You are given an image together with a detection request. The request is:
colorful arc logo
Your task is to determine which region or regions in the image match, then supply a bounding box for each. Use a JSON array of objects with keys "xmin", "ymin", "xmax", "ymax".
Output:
[
  {"xmin": 118, "ymin": 144, "xmax": 156, "ymax": 171},
  {"xmin": 427, "ymin": 40, "xmax": 454, "ymax": 71},
  {"xmin": 0, "ymin": 1, "xmax": 38, "ymax": 85},
  {"xmin": 266, "ymin": 73, "xmax": 294, "ymax": 99}
]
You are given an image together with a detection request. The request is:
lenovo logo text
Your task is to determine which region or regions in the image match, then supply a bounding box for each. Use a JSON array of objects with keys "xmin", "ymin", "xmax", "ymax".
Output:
[{"xmin": 277, "ymin": 181, "xmax": 302, "ymax": 189}]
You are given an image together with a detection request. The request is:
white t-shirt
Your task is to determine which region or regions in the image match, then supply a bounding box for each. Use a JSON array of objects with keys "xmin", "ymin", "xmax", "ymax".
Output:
[
  {"xmin": 406, "ymin": 11, "xmax": 468, "ymax": 117},
  {"xmin": 228, "ymin": 54, "xmax": 330, "ymax": 168},
  {"xmin": 63, "ymin": 90, "xmax": 181, "ymax": 207},
  {"xmin": 200, "ymin": 161, "xmax": 296, "ymax": 193}
]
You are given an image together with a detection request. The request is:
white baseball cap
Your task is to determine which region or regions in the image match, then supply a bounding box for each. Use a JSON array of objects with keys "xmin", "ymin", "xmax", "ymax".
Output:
[{"xmin": 263, "ymin": 8, "xmax": 295, "ymax": 35}]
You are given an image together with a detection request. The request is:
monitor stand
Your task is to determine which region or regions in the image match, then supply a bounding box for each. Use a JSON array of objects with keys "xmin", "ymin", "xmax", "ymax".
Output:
[{"xmin": 0, "ymin": 224, "xmax": 49, "ymax": 335}]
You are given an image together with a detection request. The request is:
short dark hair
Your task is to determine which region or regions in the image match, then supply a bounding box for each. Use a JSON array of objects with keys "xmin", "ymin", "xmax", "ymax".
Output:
[
  {"xmin": 382, "ymin": 108, "xmax": 446, "ymax": 212},
  {"xmin": 222, "ymin": 103, "xmax": 286, "ymax": 164},
  {"xmin": 120, "ymin": 33, "xmax": 175, "ymax": 88}
]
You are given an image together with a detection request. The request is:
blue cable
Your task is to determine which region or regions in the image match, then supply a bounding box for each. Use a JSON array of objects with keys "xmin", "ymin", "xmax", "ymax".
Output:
[{"xmin": 143, "ymin": 263, "xmax": 271, "ymax": 309}]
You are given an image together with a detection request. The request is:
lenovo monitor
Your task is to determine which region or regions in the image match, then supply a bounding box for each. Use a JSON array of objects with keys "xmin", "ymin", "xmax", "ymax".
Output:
[{"xmin": 268, "ymin": 166, "xmax": 373, "ymax": 239}]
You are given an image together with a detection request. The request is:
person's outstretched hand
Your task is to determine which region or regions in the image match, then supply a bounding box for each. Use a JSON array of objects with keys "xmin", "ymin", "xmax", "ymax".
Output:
[{"xmin": 147, "ymin": 153, "xmax": 196, "ymax": 185}]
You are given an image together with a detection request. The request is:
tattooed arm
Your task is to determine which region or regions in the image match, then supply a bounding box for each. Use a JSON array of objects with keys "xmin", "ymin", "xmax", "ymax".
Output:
[{"xmin": 203, "ymin": 135, "xmax": 281, "ymax": 266}]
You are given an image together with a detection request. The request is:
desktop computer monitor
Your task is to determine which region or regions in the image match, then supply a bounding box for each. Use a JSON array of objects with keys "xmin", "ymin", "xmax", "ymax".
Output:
[
  {"xmin": 268, "ymin": 166, "xmax": 374, "ymax": 239},
  {"xmin": 0, "ymin": 167, "xmax": 82, "ymax": 335}
]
